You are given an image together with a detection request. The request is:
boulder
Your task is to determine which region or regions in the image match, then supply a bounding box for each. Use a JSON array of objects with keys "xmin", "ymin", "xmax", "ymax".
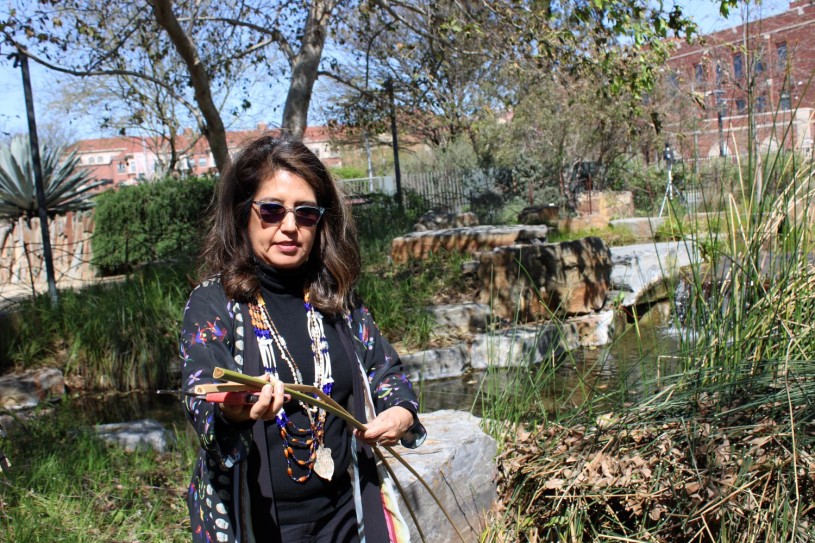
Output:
[
  {"xmin": 387, "ymin": 410, "xmax": 497, "ymax": 543},
  {"xmin": 0, "ymin": 368, "xmax": 65, "ymax": 409},
  {"xmin": 478, "ymin": 237, "xmax": 612, "ymax": 320},
  {"xmin": 95, "ymin": 418, "xmax": 172, "ymax": 452},
  {"xmin": 518, "ymin": 205, "xmax": 560, "ymax": 226}
]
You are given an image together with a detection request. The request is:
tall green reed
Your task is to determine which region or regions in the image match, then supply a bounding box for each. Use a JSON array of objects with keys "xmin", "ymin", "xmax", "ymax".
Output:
[{"xmin": 479, "ymin": 132, "xmax": 815, "ymax": 540}]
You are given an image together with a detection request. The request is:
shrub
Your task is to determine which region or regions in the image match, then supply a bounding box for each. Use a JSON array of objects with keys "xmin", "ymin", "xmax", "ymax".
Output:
[
  {"xmin": 92, "ymin": 176, "xmax": 215, "ymax": 274},
  {"xmin": 331, "ymin": 165, "xmax": 368, "ymax": 179}
]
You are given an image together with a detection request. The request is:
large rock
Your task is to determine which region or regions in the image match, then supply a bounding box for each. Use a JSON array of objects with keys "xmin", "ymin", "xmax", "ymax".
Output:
[
  {"xmin": 610, "ymin": 241, "xmax": 697, "ymax": 307},
  {"xmin": 576, "ymin": 190, "xmax": 634, "ymax": 220},
  {"xmin": 0, "ymin": 368, "xmax": 65, "ymax": 409},
  {"xmin": 518, "ymin": 205, "xmax": 560, "ymax": 226},
  {"xmin": 426, "ymin": 302, "xmax": 490, "ymax": 338},
  {"xmin": 401, "ymin": 345, "xmax": 470, "ymax": 381},
  {"xmin": 387, "ymin": 410, "xmax": 497, "ymax": 543},
  {"xmin": 391, "ymin": 225, "xmax": 549, "ymax": 264},
  {"xmin": 414, "ymin": 211, "xmax": 479, "ymax": 232},
  {"xmin": 95, "ymin": 419, "xmax": 172, "ymax": 452},
  {"xmin": 478, "ymin": 237, "xmax": 612, "ymax": 320}
]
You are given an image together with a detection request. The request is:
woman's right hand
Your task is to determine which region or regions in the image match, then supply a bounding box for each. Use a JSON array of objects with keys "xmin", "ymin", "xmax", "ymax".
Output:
[{"xmin": 219, "ymin": 374, "xmax": 285, "ymax": 423}]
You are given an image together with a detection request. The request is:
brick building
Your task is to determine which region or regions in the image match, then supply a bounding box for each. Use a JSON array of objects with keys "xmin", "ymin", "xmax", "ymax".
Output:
[
  {"xmin": 665, "ymin": 0, "xmax": 814, "ymax": 160},
  {"xmin": 68, "ymin": 124, "xmax": 343, "ymax": 188}
]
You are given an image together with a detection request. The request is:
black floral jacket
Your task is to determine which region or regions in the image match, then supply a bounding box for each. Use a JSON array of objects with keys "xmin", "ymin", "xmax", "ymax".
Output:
[{"xmin": 179, "ymin": 278, "xmax": 425, "ymax": 543}]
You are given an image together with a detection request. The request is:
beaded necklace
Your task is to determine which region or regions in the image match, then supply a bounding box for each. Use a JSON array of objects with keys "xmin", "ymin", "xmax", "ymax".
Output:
[{"xmin": 248, "ymin": 291, "xmax": 335, "ymax": 482}]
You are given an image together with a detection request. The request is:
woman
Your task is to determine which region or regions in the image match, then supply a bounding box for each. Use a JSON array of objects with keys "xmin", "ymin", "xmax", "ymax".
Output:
[{"xmin": 179, "ymin": 134, "xmax": 426, "ymax": 543}]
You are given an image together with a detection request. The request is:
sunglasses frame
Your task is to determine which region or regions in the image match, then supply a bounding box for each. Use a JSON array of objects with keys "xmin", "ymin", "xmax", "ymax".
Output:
[{"xmin": 252, "ymin": 201, "xmax": 326, "ymax": 227}]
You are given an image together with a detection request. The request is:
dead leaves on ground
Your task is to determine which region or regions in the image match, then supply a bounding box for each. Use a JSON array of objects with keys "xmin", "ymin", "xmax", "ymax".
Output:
[{"xmin": 488, "ymin": 400, "xmax": 815, "ymax": 541}]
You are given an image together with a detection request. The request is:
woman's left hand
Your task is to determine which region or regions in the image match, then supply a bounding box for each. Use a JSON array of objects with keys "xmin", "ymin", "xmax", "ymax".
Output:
[{"xmin": 355, "ymin": 406, "xmax": 414, "ymax": 447}]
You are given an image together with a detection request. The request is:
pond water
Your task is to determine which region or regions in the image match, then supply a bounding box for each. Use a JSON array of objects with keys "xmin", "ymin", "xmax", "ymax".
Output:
[{"xmin": 74, "ymin": 319, "xmax": 685, "ymax": 427}]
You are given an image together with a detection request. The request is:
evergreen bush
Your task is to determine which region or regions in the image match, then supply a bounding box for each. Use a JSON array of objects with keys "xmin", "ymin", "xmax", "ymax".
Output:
[{"xmin": 92, "ymin": 176, "xmax": 215, "ymax": 273}]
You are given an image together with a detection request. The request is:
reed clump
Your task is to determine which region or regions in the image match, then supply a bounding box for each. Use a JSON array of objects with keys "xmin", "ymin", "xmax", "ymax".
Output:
[{"xmin": 482, "ymin": 151, "xmax": 815, "ymax": 541}]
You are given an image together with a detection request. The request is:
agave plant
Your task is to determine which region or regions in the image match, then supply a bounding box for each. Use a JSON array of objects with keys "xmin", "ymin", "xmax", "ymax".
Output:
[{"xmin": 0, "ymin": 135, "xmax": 110, "ymax": 220}]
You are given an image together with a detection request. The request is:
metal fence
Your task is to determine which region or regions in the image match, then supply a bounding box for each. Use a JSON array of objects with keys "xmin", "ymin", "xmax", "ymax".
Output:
[
  {"xmin": 401, "ymin": 169, "xmax": 498, "ymax": 212},
  {"xmin": 339, "ymin": 169, "xmax": 500, "ymax": 213}
]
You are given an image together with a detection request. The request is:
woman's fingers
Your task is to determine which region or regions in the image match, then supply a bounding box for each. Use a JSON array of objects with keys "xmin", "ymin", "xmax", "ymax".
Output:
[
  {"xmin": 220, "ymin": 373, "xmax": 283, "ymax": 423},
  {"xmin": 355, "ymin": 406, "xmax": 413, "ymax": 446}
]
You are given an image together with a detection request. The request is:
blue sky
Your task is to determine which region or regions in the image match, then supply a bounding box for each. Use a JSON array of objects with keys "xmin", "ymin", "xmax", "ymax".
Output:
[{"xmin": 0, "ymin": 0, "xmax": 793, "ymax": 143}]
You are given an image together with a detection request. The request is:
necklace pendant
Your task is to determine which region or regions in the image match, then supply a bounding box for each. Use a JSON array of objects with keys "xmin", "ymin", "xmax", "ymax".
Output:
[{"xmin": 313, "ymin": 446, "xmax": 334, "ymax": 481}]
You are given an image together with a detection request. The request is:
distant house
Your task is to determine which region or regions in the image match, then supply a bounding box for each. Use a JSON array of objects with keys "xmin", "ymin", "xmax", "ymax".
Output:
[
  {"xmin": 68, "ymin": 124, "xmax": 344, "ymax": 189},
  {"xmin": 665, "ymin": 0, "xmax": 815, "ymax": 159}
]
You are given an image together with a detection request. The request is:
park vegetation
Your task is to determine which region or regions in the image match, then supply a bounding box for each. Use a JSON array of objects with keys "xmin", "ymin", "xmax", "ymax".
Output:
[{"xmin": 1, "ymin": 0, "xmax": 813, "ymax": 541}]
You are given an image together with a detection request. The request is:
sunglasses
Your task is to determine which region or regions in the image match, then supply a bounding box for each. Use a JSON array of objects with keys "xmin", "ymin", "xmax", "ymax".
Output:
[{"xmin": 252, "ymin": 201, "xmax": 325, "ymax": 227}]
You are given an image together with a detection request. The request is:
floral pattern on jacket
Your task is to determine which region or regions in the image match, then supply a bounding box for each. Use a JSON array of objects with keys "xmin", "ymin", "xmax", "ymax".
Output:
[{"xmin": 179, "ymin": 279, "xmax": 425, "ymax": 543}]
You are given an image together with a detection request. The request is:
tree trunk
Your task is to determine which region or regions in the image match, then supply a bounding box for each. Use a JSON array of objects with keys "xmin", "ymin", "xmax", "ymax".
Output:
[
  {"xmin": 150, "ymin": 0, "xmax": 230, "ymax": 173},
  {"xmin": 281, "ymin": 0, "xmax": 337, "ymax": 139}
]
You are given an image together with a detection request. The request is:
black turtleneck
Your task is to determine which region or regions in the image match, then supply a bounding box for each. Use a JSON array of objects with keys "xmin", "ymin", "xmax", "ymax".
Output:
[{"xmin": 247, "ymin": 261, "xmax": 354, "ymax": 528}]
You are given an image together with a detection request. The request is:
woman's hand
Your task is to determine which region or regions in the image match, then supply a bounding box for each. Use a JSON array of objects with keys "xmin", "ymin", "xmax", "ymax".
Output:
[
  {"xmin": 219, "ymin": 374, "xmax": 285, "ymax": 424},
  {"xmin": 354, "ymin": 406, "xmax": 414, "ymax": 447}
]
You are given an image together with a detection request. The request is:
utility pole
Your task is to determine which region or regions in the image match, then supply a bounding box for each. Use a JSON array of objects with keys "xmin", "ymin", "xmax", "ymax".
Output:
[
  {"xmin": 385, "ymin": 77, "xmax": 403, "ymax": 210},
  {"xmin": 16, "ymin": 50, "xmax": 59, "ymax": 306}
]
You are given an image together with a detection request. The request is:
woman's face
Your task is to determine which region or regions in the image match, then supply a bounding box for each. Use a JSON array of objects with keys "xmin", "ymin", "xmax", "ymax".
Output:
[{"xmin": 248, "ymin": 170, "xmax": 319, "ymax": 270}]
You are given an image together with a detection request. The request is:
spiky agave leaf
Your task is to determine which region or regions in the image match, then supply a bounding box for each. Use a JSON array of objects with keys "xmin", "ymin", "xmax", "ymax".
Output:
[{"xmin": 0, "ymin": 135, "xmax": 111, "ymax": 220}]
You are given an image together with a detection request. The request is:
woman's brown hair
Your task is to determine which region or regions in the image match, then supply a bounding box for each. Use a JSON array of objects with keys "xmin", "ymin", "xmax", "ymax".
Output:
[{"xmin": 199, "ymin": 134, "xmax": 361, "ymax": 316}]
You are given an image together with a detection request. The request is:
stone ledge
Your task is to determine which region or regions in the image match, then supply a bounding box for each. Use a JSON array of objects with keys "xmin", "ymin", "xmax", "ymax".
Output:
[{"xmin": 391, "ymin": 225, "xmax": 548, "ymax": 264}]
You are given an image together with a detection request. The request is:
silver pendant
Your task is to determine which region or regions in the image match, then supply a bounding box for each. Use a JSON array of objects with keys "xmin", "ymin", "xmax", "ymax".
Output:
[{"xmin": 314, "ymin": 446, "xmax": 334, "ymax": 481}]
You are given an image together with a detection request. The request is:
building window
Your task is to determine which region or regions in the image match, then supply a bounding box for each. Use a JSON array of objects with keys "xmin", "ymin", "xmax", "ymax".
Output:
[
  {"xmin": 715, "ymin": 63, "xmax": 724, "ymax": 86},
  {"xmin": 117, "ymin": 162, "xmax": 126, "ymax": 173},
  {"xmin": 129, "ymin": 162, "xmax": 136, "ymax": 173},
  {"xmin": 756, "ymin": 94, "xmax": 767, "ymax": 113},
  {"xmin": 694, "ymin": 63, "xmax": 705, "ymax": 85},
  {"xmin": 754, "ymin": 54, "xmax": 764, "ymax": 74},
  {"xmin": 733, "ymin": 53, "xmax": 743, "ymax": 80},
  {"xmin": 198, "ymin": 157, "xmax": 207, "ymax": 168},
  {"xmin": 777, "ymin": 42, "xmax": 787, "ymax": 69},
  {"xmin": 779, "ymin": 90, "xmax": 791, "ymax": 110},
  {"xmin": 736, "ymin": 99, "xmax": 747, "ymax": 114}
]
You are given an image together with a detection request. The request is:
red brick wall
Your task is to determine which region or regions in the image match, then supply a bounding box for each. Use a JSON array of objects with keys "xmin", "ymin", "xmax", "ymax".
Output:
[{"xmin": 664, "ymin": 1, "xmax": 815, "ymax": 159}]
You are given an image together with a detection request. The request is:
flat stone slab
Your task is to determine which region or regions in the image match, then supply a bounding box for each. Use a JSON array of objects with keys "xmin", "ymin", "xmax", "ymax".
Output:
[
  {"xmin": 610, "ymin": 217, "xmax": 667, "ymax": 240},
  {"xmin": 391, "ymin": 225, "xmax": 548, "ymax": 264},
  {"xmin": 610, "ymin": 241, "xmax": 697, "ymax": 307},
  {"xmin": 386, "ymin": 410, "xmax": 497, "ymax": 543},
  {"xmin": 95, "ymin": 418, "xmax": 172, "ymax": 452},
  {"xmin": 0, "ymin": 368, "xmax": 65, "ymax": 409}
]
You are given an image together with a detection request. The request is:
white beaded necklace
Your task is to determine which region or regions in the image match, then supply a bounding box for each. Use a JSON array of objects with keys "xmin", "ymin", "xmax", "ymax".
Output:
[{"xmin": 250, "ymin": 291, "xmax": 335, "ymax": 481}]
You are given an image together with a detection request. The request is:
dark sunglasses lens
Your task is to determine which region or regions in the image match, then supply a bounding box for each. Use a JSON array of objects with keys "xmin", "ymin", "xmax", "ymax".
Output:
[
  {"xmin": 294, "ymin": 207, "xmax": 322, "ymax": 226},
  {"xmin": 258, "ymin": 203, "xmax": 287, "ymax": 223}
]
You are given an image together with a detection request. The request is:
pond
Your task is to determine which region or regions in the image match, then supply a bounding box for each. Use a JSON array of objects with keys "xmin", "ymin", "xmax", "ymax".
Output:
[{"xmin": 72, "ymin": 318, "xmax": 684, "ymax": 427}]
